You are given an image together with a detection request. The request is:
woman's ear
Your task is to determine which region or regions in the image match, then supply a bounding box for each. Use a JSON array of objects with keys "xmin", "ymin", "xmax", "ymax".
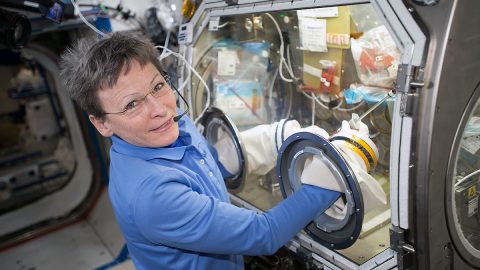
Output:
[{"xmin": 89, "ymin": 115, "xmax": 114, "ymax": 137}]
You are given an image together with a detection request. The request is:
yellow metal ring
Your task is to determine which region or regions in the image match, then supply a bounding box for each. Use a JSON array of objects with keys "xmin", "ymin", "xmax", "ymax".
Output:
[
  {"xmin": 343, "ymin": 141, "xmax": 371, "ymax": 172},
  {"xmin": 351, "ymin": 135, "xmax": 378, "ymax": 169}
]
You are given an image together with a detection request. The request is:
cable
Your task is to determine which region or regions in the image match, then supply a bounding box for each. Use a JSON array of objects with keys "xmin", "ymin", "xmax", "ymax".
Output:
[
  {"xmin": 159, "ymin": 31, "xmax": 171, "ymax": 60},
  {"xmin": 311, "ymin": 92, "xmax": 330, "ymax": 110},
  {"xmin": 305, "ymin": 91, "xmax": 343, "ymax": 111},
  {"xmin": 268, "ymin": 68, "xmax": 279, "ymax": 108},
  {"xmin": 455, "ymin": 168, "xmax": 480, "ymax": 188},
  {"xmin": 336, "ymin": 100, "xmax": 364, "ymax": 112},
  {"xmin": 218, "ymin": 22, "xmax": 230, "ymax": 28},
  {"xmin": 286, "ymin": 44, "xmax": 297, "ymax": 80},
  {"xmin": 155, "ymin": 45, "xmax": 211, "ymax": 123},
  {"xmin": 70, "ymin": 0, "xmax": 106, "ymax": 37},
  {"xmin": 265, "ymin": 13, "xmax": 294, "ymax": 83}
]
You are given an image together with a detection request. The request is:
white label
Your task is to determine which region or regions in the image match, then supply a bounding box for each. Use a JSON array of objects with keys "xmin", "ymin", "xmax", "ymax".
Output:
[
  {"xmin": 217, "ymin": 50, "xmax": 238, "ymax": 76},
  {"xmin": 462, "ymin": 135, "xmax": 480, "ymax": 154},
  {"xmin": 297, "ymin": 7, "xmax": 339, "ymax": 18},
  {"xmin": 303, "ymin": 63, "xmax": 322, "ymax": 77},
  {"xmin": 209, "ymin": 17, "xmax": 220, "ymax": 31},
  {"xmin": 297, "ymin": 17, "xmax": 327, "ymax": 52},
  {"xmin": 178, "ymin": 23, "xmax": 193, "ymax": 44},
  {"xmin": 468, "ymin": 196, "xmax": 478, "ymax": 217}
]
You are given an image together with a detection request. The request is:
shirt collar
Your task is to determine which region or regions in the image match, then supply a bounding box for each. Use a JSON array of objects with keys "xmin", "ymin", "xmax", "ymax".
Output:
[{"xmin": 111, "ymin": 117, "xmax": 191, "ymax": 161}]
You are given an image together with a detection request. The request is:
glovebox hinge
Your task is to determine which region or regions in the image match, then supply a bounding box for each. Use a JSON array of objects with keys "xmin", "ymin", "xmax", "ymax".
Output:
[
  {"xmin": 399, "ymin": 92, "xmax": 416, "ymax": 117},
  {"xmin": 395, "ymin": 64, "xmax": 425, "ymax": 93},
  {"xmin": 390, "ymin": 226, "xmax": 415, "ymax": 269},
  {"xmin": 395, "ymin": 64, "xmax": 424, "ymax": 117}
]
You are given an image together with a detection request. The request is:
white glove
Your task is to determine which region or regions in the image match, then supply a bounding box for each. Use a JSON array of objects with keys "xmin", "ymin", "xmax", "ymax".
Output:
[
  {"xmin": 300, "ymin": 155, "xmax": 343, "ymax": 192},
  {"xmin": 331, "ymin": 114, "xmax": 386, "ymax": 213},
  {"xmin": 348, "ymin": 113, "xmax": 370, "ymax": 136},
  {"xmin": 279, "ymin": 120, "xmax": 330, "ymax": 151},
  {"xmin": 214, "ymin": 127, "xmax": 241, "ymax": 175},
  {"xmin": 239, "ymin": 123, "xmax": 278, "ymax": 176},
  {"xmin": 240, "ymin": 120, "xmax": 330, "ymax": 176},
  {"xmin": 300, "ymin": 114, "xmax": 387, "ymax": 218},
  {"xmin": 337, "ymin": 147, "xmax": 387, "ymax": 213},
  {"xmin": 300, "ymin": 155, "xmax": 347, "ymax": 220},
  {"xmin": 332, "ymin": 114, "xmax": 379, "ymax": 172}
]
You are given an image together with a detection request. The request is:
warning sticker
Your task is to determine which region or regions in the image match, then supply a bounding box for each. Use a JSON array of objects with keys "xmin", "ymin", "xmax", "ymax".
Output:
[
  {"xmin": 468, "ymin": 196, "xmax": 478, "ymax": 217},
  {"xmin": 468, "ymin": 185, "xmax": 478, "ymax": 199}
]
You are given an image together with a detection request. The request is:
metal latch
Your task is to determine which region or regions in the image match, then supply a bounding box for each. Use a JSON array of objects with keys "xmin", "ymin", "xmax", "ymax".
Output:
[
  {"xmin": 390, "ymin": 226, "xmax": 415, "ymax": 269},
  {"xmin": 395, "ymin": 64, "xmax": 424, "ymax": 94}
]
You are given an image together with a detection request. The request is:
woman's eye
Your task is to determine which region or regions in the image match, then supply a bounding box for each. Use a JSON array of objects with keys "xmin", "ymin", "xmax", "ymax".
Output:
[
  {"xmin": 152, "ymin": 82, "xmax": 165, "ymax": 94},
  {"xmin": 124, "ymin": 100, "xmax": 138, "ymax": 111}
]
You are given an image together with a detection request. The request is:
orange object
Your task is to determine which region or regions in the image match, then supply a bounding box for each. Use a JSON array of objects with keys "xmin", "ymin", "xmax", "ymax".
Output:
[
  {"xmin": 182, "ymin": 0, "xmax": 197, "ymax": 20},
  {"xmin": 319, "ymin": 60, "xmax": 337, "ymax": 94},
  {"xmin": 359, "ymin": 48, "xmax": 394, "ymax": 73}
]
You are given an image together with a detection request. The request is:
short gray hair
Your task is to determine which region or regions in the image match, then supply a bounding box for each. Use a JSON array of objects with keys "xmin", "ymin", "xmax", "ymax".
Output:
[{"xmin": 59, "ymin": 32, "xmax": 165, "ymax": 118}]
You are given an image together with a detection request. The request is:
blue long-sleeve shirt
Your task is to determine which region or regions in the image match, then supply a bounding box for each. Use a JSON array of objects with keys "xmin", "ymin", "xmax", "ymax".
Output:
[{"xmin": 108, "ymin": 115, "xmax": 340, "ymax": 270}]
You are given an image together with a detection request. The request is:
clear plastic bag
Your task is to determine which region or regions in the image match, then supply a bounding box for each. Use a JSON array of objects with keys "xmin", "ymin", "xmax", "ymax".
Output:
[{"xmin": 351, "ymin": 25, "xmax": 400, "ymax": 88}]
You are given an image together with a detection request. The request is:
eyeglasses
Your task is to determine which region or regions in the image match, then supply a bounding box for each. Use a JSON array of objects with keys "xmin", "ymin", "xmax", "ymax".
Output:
[{"xmin": 103, "ymin": 77, "xmax": 173, "ymax": 117}]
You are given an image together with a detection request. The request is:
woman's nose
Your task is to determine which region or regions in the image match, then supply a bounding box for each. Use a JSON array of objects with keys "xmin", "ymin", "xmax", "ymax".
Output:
[{"xmin": 145, "ymin": 95, "xmax": 168, "ymax": 118}]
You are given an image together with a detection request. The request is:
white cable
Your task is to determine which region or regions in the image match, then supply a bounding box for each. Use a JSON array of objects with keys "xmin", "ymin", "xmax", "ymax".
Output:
[
  {"xmin": 268, "ymin": 68, "xmax": 279, "ymax": 107},
  {"xmin": 331, "ymin": 98, "xmax": 343, "ymax": 110},
  {"xmin": 455, "ymin": 168, "xmax": 480, "ymax": 187},
  {"xmin": 306, "ymin": 91, "xmax": 343, "ymax": 111},
  {"xmin": 336, "ymin": 100, "xmax": 364, "ymax": 112},
  {"xmin": 70, "ymin": 0, "xmax": 106, "ymax": 37},
  {"xmin": 159, "ymin": 31, "xmax": 171, "ymax": 60},
  {"xmin": 155, "ymin": 45, "xmax": 211, "ymax": 123},
  {"xmin": 265, "ymin": 13, "xmax": 294, "ymax": 83},
  {"xmin": 301, "ymin": 90, "xmax": 314, "ymax": 100},
  {"xmin": 285, "ymin": 44, "xmax": 297, "ymax": 80},
  {"xmin": 218, "ymin": 22, "xmax": 230, "ymax": 28},
  {"xmin": 312, "ymin": 93, "xmax": 330, "ymax": 110}
]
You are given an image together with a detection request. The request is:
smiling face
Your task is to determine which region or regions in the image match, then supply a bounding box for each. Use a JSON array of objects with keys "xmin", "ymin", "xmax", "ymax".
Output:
[{"xmin": 89, "ymin": 60, "xmax": 179, "ymax": 148}]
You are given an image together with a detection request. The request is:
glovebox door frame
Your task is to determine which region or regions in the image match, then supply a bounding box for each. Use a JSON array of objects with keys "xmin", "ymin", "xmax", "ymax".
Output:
[{"xmin": 179, "ymin": 0, "xmax": 428, "ymax": 268}]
